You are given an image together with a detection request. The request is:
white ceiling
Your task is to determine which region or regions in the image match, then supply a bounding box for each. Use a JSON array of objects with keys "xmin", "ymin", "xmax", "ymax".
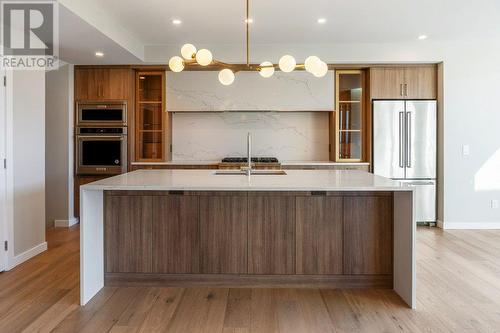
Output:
[
  {"xmin": 58, "ymin": 0, "xmax": 500, "ymax": 64},
  {"xmin": 80, "ymin": 0, "xmax": 500, "ymax": 44}
]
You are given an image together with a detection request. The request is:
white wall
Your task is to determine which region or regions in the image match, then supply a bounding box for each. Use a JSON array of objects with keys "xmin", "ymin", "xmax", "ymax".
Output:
[
  {"xmin": 10, "ymin": 70, "xmax": 47, "ymax": 258},
  {"xmin": 172, "ymin": 112, "xmax": 330, "ymax": 161},
  {"xmin": 147, "ymin": 37, "xmax": 500, "ymax": 227},
  {"xmin": 45, "ymin": 64, "xmax": 76, "ymax": 228}
]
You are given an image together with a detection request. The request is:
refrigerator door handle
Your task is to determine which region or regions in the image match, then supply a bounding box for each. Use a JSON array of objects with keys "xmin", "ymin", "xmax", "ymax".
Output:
[
  {"xmin": 406, "ymin": 111, "xmax": 412, "ymax": 168},
  {"xmin": 399, "ymin": 111, "xmax": 404, "ymax": 168}
]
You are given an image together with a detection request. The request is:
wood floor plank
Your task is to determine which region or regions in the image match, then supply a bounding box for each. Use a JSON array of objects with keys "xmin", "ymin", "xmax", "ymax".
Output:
[
  {"xmin": 137, "ymin": 288, "xmax": 185, "ymax": 333},
  {"xmin": 223, "ymin": 289, "xmax": 251, "ymax": 331},
  {"xmin": 165, "ymin": 288, "xmax": 229, "ymax": 333},
  {"xmin": 1, "ymin": 226, "xmax": 500, "ymax": 333}
]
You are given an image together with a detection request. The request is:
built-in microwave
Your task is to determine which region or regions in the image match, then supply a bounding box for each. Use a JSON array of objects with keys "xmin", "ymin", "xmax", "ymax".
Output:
[
  {"xmin": 76, "ymin": 127, "xmax": 127, "ymax": 175},
  {"xmin": 76, "ymin": 101, "xmax": 127, "ymax": 127}
]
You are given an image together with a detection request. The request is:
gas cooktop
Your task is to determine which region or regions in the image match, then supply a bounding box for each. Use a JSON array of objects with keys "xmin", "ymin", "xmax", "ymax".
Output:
[{"xmin": 221, "ymin": 157, "xmax": 279, "ymax": 163}]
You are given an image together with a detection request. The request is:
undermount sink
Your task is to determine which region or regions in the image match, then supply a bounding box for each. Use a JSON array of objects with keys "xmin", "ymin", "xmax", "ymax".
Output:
[{"xmin": 214, "ymin": 170, "xmax": 287, "ymax": 176}]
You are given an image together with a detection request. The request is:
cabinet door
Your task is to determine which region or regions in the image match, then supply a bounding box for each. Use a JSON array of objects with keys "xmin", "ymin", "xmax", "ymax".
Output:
[
  {"xmin": 343, "ymin": 195, "xmax": 393, "ymax": 275},
  {"xmin": 404, "ymin": 66, "xmax": 437, "ymax": 99},
  {"xmin": 102, "ymin": 68, "xmax": 131, "ymax": 100},
  {"xmin": 105, "ymin": 195, "xmax": 153, "ymax": 273},
  {"xmin": 248, "ymin": 196, "xmax": 295, "ymax": 274},
  {"xmin": 200, "ymin": 195, "xmax": 248, "ymax": 274},
  {"xmin": 152, "ymin": 195, "xmax": 200, "ymax": 273},
  {"xmin": 295, "ymin": 196, "xmax": 343, "ymax": 274},
  {"xmin": 75, "ymin": 68, "xmax": 131, "ymax": 100},
  {"xmin": 370, "ymin": 68, "xmax": 405, "ymax": 99}
]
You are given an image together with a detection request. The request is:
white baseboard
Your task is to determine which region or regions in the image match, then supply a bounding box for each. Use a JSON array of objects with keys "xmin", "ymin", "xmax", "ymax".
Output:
[
  {"xmin": 7, "ymin": 242, "xmax": 48, "ymax": 270},
  {"xmin": 443, "ymin": 222, "xmax": 500, "ymax": 230},
  {"xmin": 55, "ymin": 217, "xmax": 79, "ymax": 228}
]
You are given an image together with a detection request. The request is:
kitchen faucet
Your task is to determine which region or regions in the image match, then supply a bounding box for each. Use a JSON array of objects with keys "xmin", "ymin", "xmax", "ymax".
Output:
[{"xmin": 241, "ymin": 132, "xmax": 252, "ymax": 176}]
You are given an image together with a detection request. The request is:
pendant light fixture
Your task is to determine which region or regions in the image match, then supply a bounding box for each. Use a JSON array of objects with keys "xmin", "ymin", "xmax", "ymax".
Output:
[{"xmin": 168, "ymin": 0, "xmax": 329, "ymax": 85}]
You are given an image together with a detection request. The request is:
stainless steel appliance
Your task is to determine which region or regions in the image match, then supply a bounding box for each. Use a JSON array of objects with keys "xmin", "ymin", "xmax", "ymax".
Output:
[
  {"xmin": 76, "ymin": 101, "xmax": 127, "ymax": 127},
  {"xmin": 76, "ymin": 127, "xmax": 127, "ymax": 175},
  {"xmin": 373, "ymin": 100, "xmax": 437, "ymax": 222}
]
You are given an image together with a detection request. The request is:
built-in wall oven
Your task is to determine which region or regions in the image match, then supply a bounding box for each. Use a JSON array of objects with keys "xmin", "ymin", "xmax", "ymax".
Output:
[
  {"xmin": 76, "ymin": 127, "xmax": 127, "ymax": 175},
  {"xmin": 76, "ymin": 101, "xmax": 127, "ymax": 127}
]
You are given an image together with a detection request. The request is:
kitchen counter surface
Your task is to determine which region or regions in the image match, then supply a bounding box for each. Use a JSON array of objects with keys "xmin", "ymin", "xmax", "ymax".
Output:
[
  {"xmin": 130, "ymin": 160, "xmax": 370, "ymax": 166},
  {"xmin": 82, "ymin": 169, "xmax": 410, "ymax": 192}
]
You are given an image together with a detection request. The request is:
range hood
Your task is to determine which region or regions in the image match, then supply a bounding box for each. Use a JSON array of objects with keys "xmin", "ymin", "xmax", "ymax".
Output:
[{"xmin": 166, "ymin": 71, "xmax": 335, "ymax": 112}]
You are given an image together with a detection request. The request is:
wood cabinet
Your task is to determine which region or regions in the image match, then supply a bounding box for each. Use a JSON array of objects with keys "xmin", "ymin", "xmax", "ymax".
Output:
[
  {"xmin": 135, "ymin": 71, "xmax": 169, "ymax": 162},
  {"xmin": 104, "ymin": 191, "xmax": 394, "ymax": 286},
  {"xmin": 334, "ymin": 70, "xmax": 366, "ymax": 162},
  {"xmin": 105, "ymin": 195, "xmax": 153, "ymax": 273},
  {"xmin": 343, "ymin": 195, "xmax": 393, "ymax": 275},
  {"xmin": 248, "ymin": 196, "xmax": 295, "ymax": 274},
  {"xmin": 152, "ymin": 195, "xmax": 200, "ymax": 273},
  {"xmin": 295, "ymin": 196, "xmax": 343, "ymax": 274},
  {"xmin": 75, "ymin": 67, "xmax": 131, "ymax": 100},
  {"xmin": 199, "ymin": 195, "xmax": 248, "ymax": 274},
  {"xmin": 370, "ymin": 66, "xmax": 437, "ymax": 100}
]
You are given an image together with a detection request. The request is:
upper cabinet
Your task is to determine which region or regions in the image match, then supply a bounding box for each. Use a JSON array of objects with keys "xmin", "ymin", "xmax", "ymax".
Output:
[
  {"xmin": 166, "ymin": 71, "xmax": 334, "ymax": 111},
  {"xmin": 333, "ymin": 70, "xmax": 366, "ymax": 162},
  {"xmin": 370, "ymin": 66, "xmax": 437, "ymax": 100},
  {"xmin": 75, "ymin": 68, "xmax": 131, "ymax": 100},
  {"xmin": 135, "ymin": 71, "xmax": 169, "ymax": 162}
]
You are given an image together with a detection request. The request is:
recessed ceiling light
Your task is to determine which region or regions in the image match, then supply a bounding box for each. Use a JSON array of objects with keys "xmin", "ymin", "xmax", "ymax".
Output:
[
  {"xmin": 418, "ymin": 35, "xmax": 428, "ymax": 40},
  {"xmin": 95, "ymin": 51, "xmax": 104, "ymax": 57},
  {"xmin": 317, "ymin": 18, "xmax": 327, "ymax": 24},
  {"xmin": 245, "ymin": 18, "xmax": 253, "ymax": 23},
  {"xmin": 172, "ymin": 19, "xmax": 182, "ymax": 25}
]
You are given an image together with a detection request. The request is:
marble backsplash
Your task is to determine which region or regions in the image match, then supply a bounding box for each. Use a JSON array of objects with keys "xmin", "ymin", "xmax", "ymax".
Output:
[
  {"xmin": 167, "ymin": 71, "xmax": 334, "ymax": 111},
  {"xmin": 172, "ymin": 112, "xmax": 330, "ymax": 161}
]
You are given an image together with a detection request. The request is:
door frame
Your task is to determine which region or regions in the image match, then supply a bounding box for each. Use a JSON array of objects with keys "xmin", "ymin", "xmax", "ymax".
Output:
[
  {"xmin": 0, "ymin": 69, "xmax": 14, "ymax": 271},
  {"xmin": 0, "ymin": 69, "xmax": 7, "ymax": 271}
]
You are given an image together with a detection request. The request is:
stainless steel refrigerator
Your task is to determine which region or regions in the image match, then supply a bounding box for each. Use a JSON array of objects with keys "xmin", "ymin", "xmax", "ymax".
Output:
[{"xmin": 373, "ymin": 100, "xmax": 437, "ymax": 222}]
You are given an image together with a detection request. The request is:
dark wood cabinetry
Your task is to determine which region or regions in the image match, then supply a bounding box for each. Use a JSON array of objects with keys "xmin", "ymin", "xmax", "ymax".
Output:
[
  {"xmin": 296, "ymin": 196, "xmax": 343, "ymax": 274},
  {"xmin": 152, "ymin": 195, "xmax": 200, "ymax": 273},
  {"xmin": 105, "ymin": 195, "xmax": 153, "ymax": 273},
  {"xmin": 199, "ymin": 195, "xmax": 248, "ymax": 274},
  {"xmin": 248, "ymin": 195, "xmax": 295, "ymax": 274},
  {"xmin": 370, "ymin": 66, "xmax": 437, "ymax": 100},
  {"xmin": 104, "ymin": 191, "xmax": 394, "ymax": 288},
  {"xmin": 343, "ymin": 195, "xmax": 393, "ymax": 274},
  {"xmin": 75, "ymin": 67, "xmax": 132, "ymax": 100}
]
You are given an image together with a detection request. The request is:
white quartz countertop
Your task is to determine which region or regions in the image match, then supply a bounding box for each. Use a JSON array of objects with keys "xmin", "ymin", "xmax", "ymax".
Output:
[
  {"xmin": 130, "ymin": 160, "xmax": 369, "ymax": 166},
  {"xmin": 82, "ymin": 170, "xmax": 412, "ymax": 192}
]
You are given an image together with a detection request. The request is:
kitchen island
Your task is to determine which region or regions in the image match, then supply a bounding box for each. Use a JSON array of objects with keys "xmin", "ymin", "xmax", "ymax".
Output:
[{"xmin": 80, "ymin": 170, "xmax": 415, "ymax": 308}]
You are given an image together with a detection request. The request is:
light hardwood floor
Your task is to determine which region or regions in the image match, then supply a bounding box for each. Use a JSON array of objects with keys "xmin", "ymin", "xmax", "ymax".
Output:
[{"xmin": 1, "ymin": 226, "xmax": 500, "ymax": 332}]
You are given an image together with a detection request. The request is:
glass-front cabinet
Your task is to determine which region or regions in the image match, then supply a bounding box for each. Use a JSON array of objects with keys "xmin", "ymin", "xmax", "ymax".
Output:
[
  {"xmin": 335, "ymin": 70, "xmax": 364, "ymax": 161},
  {"xmin": 135, "ymin": 71, "xmax": 166, "ymax": 161}
]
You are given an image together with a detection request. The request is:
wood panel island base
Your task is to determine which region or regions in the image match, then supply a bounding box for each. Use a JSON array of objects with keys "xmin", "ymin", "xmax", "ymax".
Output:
[{"xmin": 80, "ymin": 170, "xmax": 415, "ymax": 308}]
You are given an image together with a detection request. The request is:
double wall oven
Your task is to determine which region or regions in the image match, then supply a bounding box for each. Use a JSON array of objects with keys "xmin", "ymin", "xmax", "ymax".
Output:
[{"xmin": 76, "ymin": 101, "xmax": 128, "ymax": 175}]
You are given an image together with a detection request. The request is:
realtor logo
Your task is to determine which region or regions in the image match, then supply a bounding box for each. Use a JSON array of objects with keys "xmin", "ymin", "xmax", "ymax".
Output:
[{"xmin": 1, "ymin": 0, "xmax": 58, "ymax": 69}]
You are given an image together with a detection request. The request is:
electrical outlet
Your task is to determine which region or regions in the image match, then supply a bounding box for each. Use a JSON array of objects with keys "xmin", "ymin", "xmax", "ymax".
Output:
[
  {"xmin": 462, "ymin": 144, "xmax": 470, "ymax": 156},
  {"xmin": 491, "ymin": 200, "xmax": 499, "ymax": 209}
]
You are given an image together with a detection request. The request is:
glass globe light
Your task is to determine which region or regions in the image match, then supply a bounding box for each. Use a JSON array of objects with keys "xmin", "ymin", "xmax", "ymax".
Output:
[
  {"xmin": 278, "ymin": 55, "xmax": 296, "ymax": 73},
  {"xmin": 313, "ymin": 61, "xmax": 328, "ymax": 77},
  {"xmin": 259, "ymin": 61, "xmax": 275, "ymax": 78},
  {"xmin": 218, "ymin": 69, "xmax": 235, "ymax": 85},
  {"xmin": 196, "ymin": 49, "xmax": 213, "ymax": 66},
  {"xmin": 168, "ymin": 56, "xmax": 184, "ymax": 72},
  {"xmin": 304, "ymin": 56, "xmax": 321, "ymax": 74},
  {"xmin": 180, "ymin": 44, "xmax": 197, "ymax": 59}
]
